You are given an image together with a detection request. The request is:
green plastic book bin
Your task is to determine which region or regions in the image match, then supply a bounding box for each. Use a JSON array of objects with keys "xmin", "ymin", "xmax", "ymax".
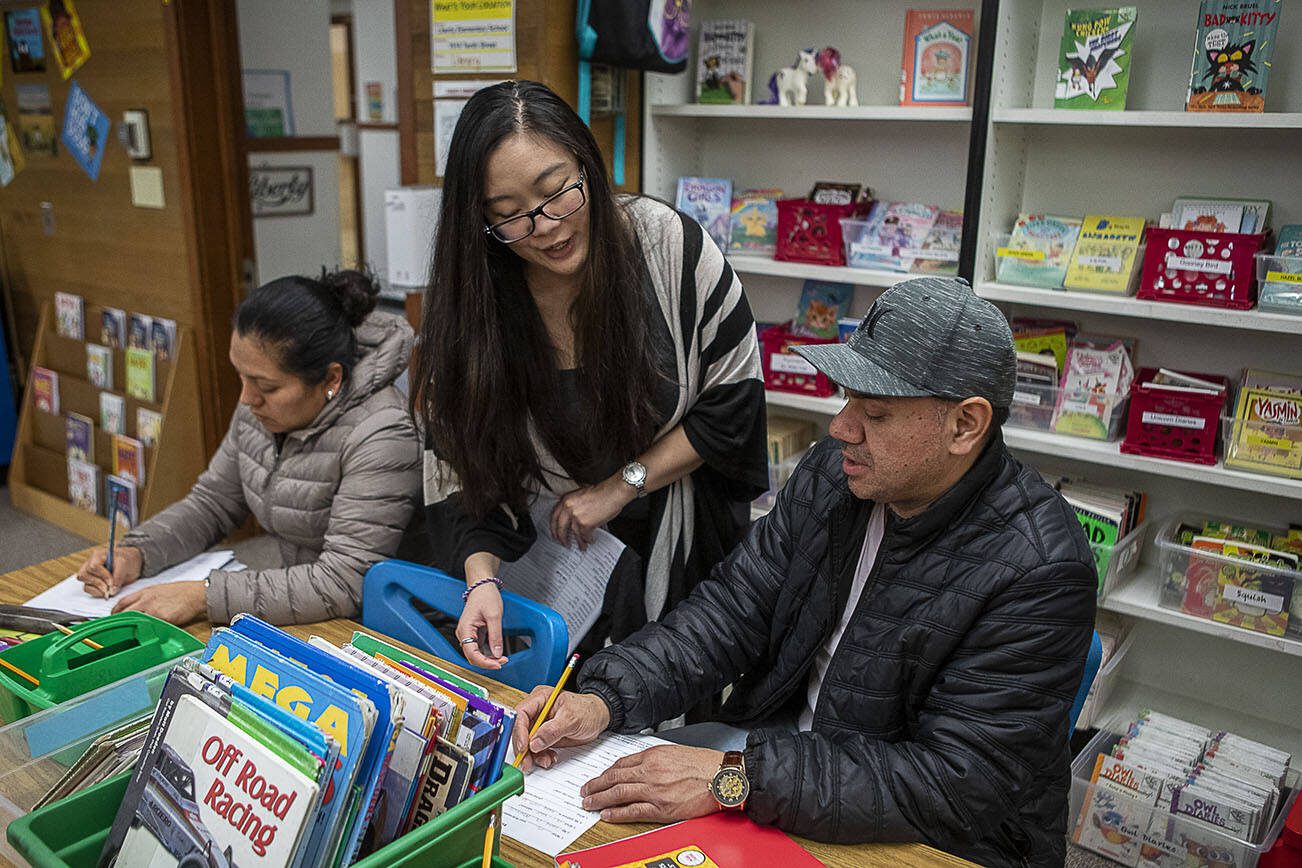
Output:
[
  {"xmin": 0, "ymin": 612, "xmax": 203, "ymax": 725},
  {"xmin": 8, "ymin": 763, "xmax": 525, "ymax": 867}
]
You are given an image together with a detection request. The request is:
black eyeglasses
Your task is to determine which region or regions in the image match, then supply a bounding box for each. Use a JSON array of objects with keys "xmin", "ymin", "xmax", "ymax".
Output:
[{"xmin": 484, "ymin": 170, "xmax": 587, "ymax": 244}]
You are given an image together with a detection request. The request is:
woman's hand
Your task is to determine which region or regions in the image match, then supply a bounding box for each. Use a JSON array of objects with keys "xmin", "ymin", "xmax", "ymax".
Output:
[
  {"xmin": 550, "ymin": 476, "xmax": 635, "ymax": 550},
  {"xmin": 77, "ymin": 545, "xmax": 144, "ymax": 599},
  {"xmin": 110, "ymin": 580, "xmax": 207, "ymax": 625},
  {"xmin": 457, "ymin": 582, "xmax": 510, "ymax": 669}
]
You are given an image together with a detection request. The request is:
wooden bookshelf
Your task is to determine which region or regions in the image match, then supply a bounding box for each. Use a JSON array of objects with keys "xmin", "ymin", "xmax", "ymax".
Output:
[{"xmin": 8, "ymin": 303, "xmax": 206, "ymax": 543}]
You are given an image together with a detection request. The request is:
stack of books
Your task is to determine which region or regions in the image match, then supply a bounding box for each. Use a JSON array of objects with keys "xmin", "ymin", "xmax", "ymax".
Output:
[
  {"xmin": 1055, "ymin": 478, "xmax": 1146, "ymax": 591},
  {"xmin": 1224, "ymin": 369, "xmax": 1302, "ymax": 481},
  {"xmin": 95, "ymin": 617, "xmax": 517, "ymax": 867},
  {"xmin": 1051, "ymin": 334, "xmax": 1137, "ymax": 441}
]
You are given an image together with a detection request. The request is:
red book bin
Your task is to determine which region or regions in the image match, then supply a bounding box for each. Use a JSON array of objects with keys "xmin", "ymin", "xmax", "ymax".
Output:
[
  {"xmin": 1120, "ymin": 368, "xmax": 1230, "ymax": 465},
  {"xmin": 760, "ymin": 323, "xmax": 839, "ymax": 398},
  {"xmin": 775, "ymin": 198, "xmax": 870, "ymax": 267},
  {"xmin": 1138, "ymin": 227, "xmax": 1270, "ymax": 310}
]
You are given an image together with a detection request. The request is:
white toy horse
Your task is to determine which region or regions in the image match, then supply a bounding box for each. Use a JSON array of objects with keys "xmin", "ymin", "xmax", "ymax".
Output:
[
  {"xmin": 767, "ymin": 49, "xmax": 817, "ymax": 106},
  {"xmin": 816, "ymin": 47, "xmax": 859, "ymax": 106}
]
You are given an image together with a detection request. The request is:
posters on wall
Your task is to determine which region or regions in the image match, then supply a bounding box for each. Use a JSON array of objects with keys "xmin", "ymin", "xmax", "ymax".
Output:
[
  {"xmin": 431, "ymin": 0, "xmax": 516, "ymax": 74},
  {"xmin": 0, "ymin": 97, "xmax": 27, "ymax": 186},
  {"xmin": 16, "ymin": 82, "xmax": 56, "ymax": 155},
  {"xmin": 242, "ymin": 69, "xmax": 294, "ymax": 138},
  {"xmin": 5, "ymin": 9, "xmax": 46, "ymax": 74},
  {"xmin": 365, "ymin": 81, "xmax": 384, "ymax": 121},
  {"xmin": 41, "ymin": 0, "xmax": 90, "ymax": 80},
  {"xmin": 60, "ymin": 81, "xmax": 109, "ymax": 180},
  {"xmin": 431, "ymin": 80, "xmax": 505, "ymax": 177}
]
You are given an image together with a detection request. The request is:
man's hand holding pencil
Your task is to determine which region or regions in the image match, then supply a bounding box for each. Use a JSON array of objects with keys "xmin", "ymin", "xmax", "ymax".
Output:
[{"xmin": 76, "ymin": 544, "xmax": 143, "ymax": 600}]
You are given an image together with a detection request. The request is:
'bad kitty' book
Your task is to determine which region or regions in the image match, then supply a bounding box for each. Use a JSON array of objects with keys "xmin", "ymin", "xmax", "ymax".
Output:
[
  {"xmin": 696, "ymin": 20, "xmax": 754, "ymax": 105},
  {"xmin": 900, "ymin": 9, "xmax": 974, "ymax": 106},
  {"xmin": 1186, "ymin": 0, "xmax": 1282, "ymax": 112},
  {"xmin": 1054, "ymin": 8, "xmax": 1138, "ymax": 110}
]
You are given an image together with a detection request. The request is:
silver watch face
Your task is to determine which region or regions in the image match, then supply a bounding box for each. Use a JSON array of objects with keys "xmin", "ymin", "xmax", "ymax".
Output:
[{"xmin": 622, "ymin": 461, "xmax": 647, "ymax": 487}]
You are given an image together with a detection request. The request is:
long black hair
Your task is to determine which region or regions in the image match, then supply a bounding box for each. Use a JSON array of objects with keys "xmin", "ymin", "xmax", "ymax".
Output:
[
  {"xmin": 411, "ymin": 81, "xmax": 661, "ymax": 518},
  {"xmin": 235, "ymin": 268, "xmax": 378, "ymax": 385}
]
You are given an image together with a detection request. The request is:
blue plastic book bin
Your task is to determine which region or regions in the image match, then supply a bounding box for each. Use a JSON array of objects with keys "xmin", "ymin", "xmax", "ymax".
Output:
[
  {"xmin": 362, "ymin": 560, "xmax": 569, "ymax": 694},
  {"xmin": 1069, "ymin": 630, "xmax": 1104, "ymax": 733}
]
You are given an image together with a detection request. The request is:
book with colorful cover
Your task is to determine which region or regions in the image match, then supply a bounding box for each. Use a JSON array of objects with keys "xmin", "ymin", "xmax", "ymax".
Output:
[
  {"xmin": 1052, "ymin": 340, "xmax": 1133, "ymax": 440},
  {"xmin": 728, "ymin": 188, "xmax": 782, "ymax": 255},
  {"xmin": 100, "ymin": 391, "xmax": 125, "ymax": 434},
  {"xmin": 900, "ymin": 9, "xmax": 974, "ymax": 107},
  {"xmin": 910, "ymin": 209, "xmax": 963, "ymax": 274},
  {"xmin": 106, "ymin": 474, "xmax": 137, "ymax": 529},
  {"xmin": 997, "ymin": 214, "xmax": 1082, "ymax": 288},
  {"xmin": 67, "ymin": 457, "xmax": 99, "ymax": 513},
  {"xmin": 225, "ymin": 615, "xmax": 398, "ymax": 866},
  {"xmin": 112, "ymin": 433, "xmax": 144, "ymax": 486},
  {"xmin": 31, "ymin": 365, "xmax": 58, "ymax": 413},
  {"xmin": 1064, "ymin": 215, "xmax": 1146, "ymax": 292},
  {"xmin": 676, "ymin": 177, "xmax": 732, "ymax": 252},
  {"xmin": 1063, "ymin": 494, "xmax": 1124, "ymax": 590},
  {"xmin": 1054, "ymin": 8, "xmax": 1137, "ymax": 110},
  {"xmin": 86, "ymin": 343, "xmax": 113, "ymax": 389},
  {"xmin": 65, "ymin": 411, "xmax": 93, "ymax": 463},
  {"xmin": 1206, "ymin": 537, "xmax": 1296, "ymax": 637},
  {"xmin": 350, "ymin": 630, "xmax": 490, "ymax": 699},
  {"xmin": 696, "ymin": 20, "xmax": 754, "ymax": 105},
  {"xmin": 98, "ymin": 672, "xmax": 320, "ymax": 868},
  {"xmin": 99, "ymin": 306, "xmax": 125, "ymax": 349},
  {"xmin": 557, "ymin": 810, "xmax": 824, "ymax": 868},
  {"xmin": 41, "ymin": 0, "xmax": 90, "ymax": 80},
  {"xmin": 137, "ymin": 407, "xmax": 163, "ymax": 449},
  {"xmin": 5, "ymin": 9, "xmax": 46, "ymax": 73},
  {"xmin": 1013, "ymin": 328, "xmax": 1070, "ymax": 374},
  {"xmin": 201, "ymin": 625, "xmax": 376, "ymax": 868},
  {"xmin": 846, "ymin": 201, "xmax": 940, "ymax": 270},
  {"xmin": 1225, "ymin": 386, "xmax": 1302, "ymax": 479},
  {"xmin": 54, "ymin": 291, "xmax": 83, "ymax": 339},
  {"xmin": 792, "ymin": 280, "xmax": 854, "ymax": 339},
  {"xmin": 127, "ymin": 312, "xmax": 153, "ymax": 351},
  {"xmin": 1186, "ymin": 0, "xmax": 1282, "ymax": 112},
  {"xmin": 1262, "ymin": 224, "xmax": 1302, "ymax": 310},
  {"xmin": 125, "ymin": 345, "xmax": 156, "ymax": 402},
  {"xmin": 152, "ymin": 317, "xmax": 178, "ymax": 361}
]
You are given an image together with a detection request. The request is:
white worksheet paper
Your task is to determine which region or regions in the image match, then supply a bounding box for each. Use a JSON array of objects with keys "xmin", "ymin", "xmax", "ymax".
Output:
[
  {"xmin": 497, "ymin": 497, "xmax": 625, "ymax": 654},
  {"xmin": 501, "ymin": 732, "xmax": 670, "ymax": 856},
  {"xmin": 26, "ymin": 550, "xmax": 239, "ymax": 618}
]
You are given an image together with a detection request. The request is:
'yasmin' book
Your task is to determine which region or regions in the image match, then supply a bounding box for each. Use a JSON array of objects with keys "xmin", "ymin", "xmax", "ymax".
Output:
[
  {"xmin": 1054, "ymin": 8, "xmax": 1138, "ymax": 110},
  {"xmin": 676, "ymin": 177, "xmax": 732, "ymax": 252},
  {"xmin": 1063, "ymin": 214, "xmax": 1146, "ymax": 292},
  {"xmin": 1225, "ymin": 386, "xmax": 1302, "ymax": 479},
  {"xmin": 900, "ymin": 9, "xmax": 974, "ymax": 106},
  {"xmin": 696, "ymin": 20, "xmax": 754, "ymax": 105},
  {"xmin": 1186, "ymin": 0, "xmax": 1282, "ymax": 112},
  {"xmin": 997, "ymin": 214, "xmax": 1082, "ymax": 288}
]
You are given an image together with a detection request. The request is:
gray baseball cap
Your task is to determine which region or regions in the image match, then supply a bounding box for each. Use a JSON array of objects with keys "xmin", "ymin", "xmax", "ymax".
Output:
[{"xmin": 793, "ymin": 277, "xmax": 1016, "ymax": 407}]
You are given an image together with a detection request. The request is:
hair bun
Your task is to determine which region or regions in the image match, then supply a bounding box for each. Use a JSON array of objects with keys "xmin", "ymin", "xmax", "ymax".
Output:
[{"xmin": 319, "ymin": 268, "xmax": 380, "ymax": 326}]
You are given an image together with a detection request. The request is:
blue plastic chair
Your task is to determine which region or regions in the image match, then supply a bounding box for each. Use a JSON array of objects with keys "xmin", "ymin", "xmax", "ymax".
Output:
[
  {"xmin": 1068, "ymin": 630, "xmax": 1105, "ymax": 733},
  {"xmin": 361, "ymin": 560, "xmax": 569, "ymax": 693}
]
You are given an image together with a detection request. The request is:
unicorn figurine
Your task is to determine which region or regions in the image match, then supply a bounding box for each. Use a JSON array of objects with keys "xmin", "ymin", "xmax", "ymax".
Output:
[
  {"xmin": 767, "ymin": 49, "xmax": 817, "ymax": 106},
  {"xmin": 815, "ymin": 47, "xmax": 859, "ymax": 106}
]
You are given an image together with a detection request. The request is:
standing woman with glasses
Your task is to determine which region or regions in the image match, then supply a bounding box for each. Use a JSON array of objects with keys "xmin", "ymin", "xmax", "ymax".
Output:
[{"xmin": 412, "ymin": 81, "xmax": 768, "ymax": 671}]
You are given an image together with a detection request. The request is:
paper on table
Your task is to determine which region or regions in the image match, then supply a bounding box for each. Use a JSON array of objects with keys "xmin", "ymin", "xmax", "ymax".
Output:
[
  {"xmin": 497, "ymin": 497, "xmax": 625, "ymax": 653},
  {"xmin": 25, "ymin": 550, "xmax": 237, "ymax": 619},
  {"xmin": 501, "ymin": 732, "xmax": 670, "ymax": 856}
]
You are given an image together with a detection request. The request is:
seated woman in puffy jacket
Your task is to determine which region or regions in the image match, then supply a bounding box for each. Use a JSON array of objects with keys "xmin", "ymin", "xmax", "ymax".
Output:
[{"xmin": 74, "ymin": 269, "xmax": 423, "ymax": 626}]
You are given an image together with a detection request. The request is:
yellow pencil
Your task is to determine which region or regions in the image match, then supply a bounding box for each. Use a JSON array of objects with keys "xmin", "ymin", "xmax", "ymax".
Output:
[
  {"xmin": 52, "ymin": 623, "xmax": 103, "ymax": 650},
  {"xmin": 0, "ymin": 656, "xmax": 39, "ymax": 687},
  {"xmin": 512, "ymin": 652, "xmax": 580, "ymax": 768},
  {"xmin": 481, "ymin": 813, "xmax": 496, "ymax": 868}
]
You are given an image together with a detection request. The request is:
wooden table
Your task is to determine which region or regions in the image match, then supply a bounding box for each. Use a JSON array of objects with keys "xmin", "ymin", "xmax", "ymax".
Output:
[{"xmin": 0, "ymin": 551, "xmax": 975, "ymax": 868}]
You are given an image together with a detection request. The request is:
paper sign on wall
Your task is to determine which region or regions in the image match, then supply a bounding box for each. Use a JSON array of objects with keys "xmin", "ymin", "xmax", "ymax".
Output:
[
  {"xmin": 242, "ymin": 69, "xmax": 294, "ymax": 138},
  {"xmin": 60, "ymin": 81, "xmax": 108, "ymax": 181},
  {"xmin": 431, "ymin": 0, "xmax": 516, "ymax": 74},
  {"xmin": 434, "ymin": 98, "xmax": 467, "ymax": 177}
]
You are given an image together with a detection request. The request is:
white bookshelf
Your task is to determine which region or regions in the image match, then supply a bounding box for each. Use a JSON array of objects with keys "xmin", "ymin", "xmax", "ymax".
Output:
[
  {"xmin": 992, "ymin": 108, "xmax": 1302, "ymax": 129},
  {"xmin": 651, "ymin": 104, "xmax": 973, "ymax": 122},
  {"xmin": 730, "ymin": 255, "xmax": 911, "ymax": 288}
]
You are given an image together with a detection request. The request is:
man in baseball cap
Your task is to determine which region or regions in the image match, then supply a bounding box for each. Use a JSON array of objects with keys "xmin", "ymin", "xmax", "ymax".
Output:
[{"xmin": 509, "ymin": 277, "xmax": 1096, "ymax": 868}]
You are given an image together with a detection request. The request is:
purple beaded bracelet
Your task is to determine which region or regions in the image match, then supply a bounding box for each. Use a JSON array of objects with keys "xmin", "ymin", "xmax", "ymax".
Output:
[{"xmin": 462, "ymin": 577, "xmax": 503, "ymax": 602}]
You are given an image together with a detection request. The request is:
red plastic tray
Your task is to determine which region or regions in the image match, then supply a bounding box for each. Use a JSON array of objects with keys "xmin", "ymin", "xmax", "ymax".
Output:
[
  {"xmin": 1137, "ymin": 228, "xmax": 1268, "ymax": 310},
  {"xmin": 760, "ymin": 322, "xmax": 839, "ymax": 397},
  {"xmin": 1120, "ymin": 367, "xmax": 1230, "ymax": 465}
]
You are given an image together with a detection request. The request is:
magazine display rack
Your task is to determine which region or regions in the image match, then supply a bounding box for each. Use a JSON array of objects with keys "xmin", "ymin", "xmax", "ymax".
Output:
[{"xmin": 8, "ymin": 303, "xmax": 206, "ymax": 542}]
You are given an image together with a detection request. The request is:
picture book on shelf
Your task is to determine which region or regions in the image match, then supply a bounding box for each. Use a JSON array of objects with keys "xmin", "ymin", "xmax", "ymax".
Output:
[
  {"xmin": 997, "ymin": 214, "xmax": 1082, "ymax": 288},
  {"xmin": 54, "ymin": 291, "xmax": 83, "ymax": 339},
  {"xmin": 5, "ymin": 9, "xmax": 46, "ymax": 73},
  {"xmin": 127, "ymin": 312, "xmax": 152, "ymax": 351},
  {"xmin": 152, "ymin": 317, "xmax": 177, "ymax": 361},
  {"xmin": 1186, "ymin": 0, "xmax": 1282, "ymax": 112},
  {"xmin": 125, "ymin": 345, "xmax": 156, "ymax": 402},
  {"xmin": 1171, "ymin": 196, "xmax": 1269, "ymax": 234},
  {"xmin": 1261, "ymin": 224, "xmax": 1302, "ymax": 310},
  {"xmin": 1054, "ymin": 8, "xmax": 1137, "ymax": 110},
  {"xmin": 1225, "ymin": 383, "xmax": 1302, "ymax": 479},
  {"xmin": 65, "ymin": 411, "xmax": 93, "ymax": 463},
  {"xmin": 67, "ymin": 457, "xmax": 99, "ymax": 514},
  {"xmin": 106, "ymin": 474, "xmax": 137, "ymax": 528},
  {"xmin": 86, "ymin": 343, "xmax": 112, "ymax": 389},
  {"xmin": 99, "ymin": 306, "xmax": 125, "ymax": 349},
  {"xmin": 728, "ymin": 188, "xmax": 782, "ymax": 255},
  {"xmin": 675, "ymin": 177, "xmax": 732, "ymax": 252},
  {"xmin": 112, "ymin": 433, "xmax": 144, "ymax": 486},
  {"xmin": 910, "ymin": 209, "xmax": 963, "ymax": 274},
  {"xmin": 900, "ymin": 9, "xmax": 974, "ymax": 106},
  {"xmin": 31, "ymin": 365, "xmax": 58, "ymax": 413},
  {"xmin": 1063, "ymin": 215, "xmax": 1146, "ymax": 292},
  {"xmin": 137, "ymin": 407, "xmax": 163, "ymax": 449},
  {"xmin": 696, "ymin": 20, "xmax": 754, "ymax": 105},
  {"xmin": 846, "ymin": 201, "xmax": 940, "ymax": 270},
  {"xmin": 792, "ymin": 281, "xmax": 854, "ymax": 340},
  {"xmin": 100, "ymin": 391, "xmax": 125, "ymax": 435},
  {"xmin": 1051, "ymin": 339, "xmax": 1134, "ymax": 440}
]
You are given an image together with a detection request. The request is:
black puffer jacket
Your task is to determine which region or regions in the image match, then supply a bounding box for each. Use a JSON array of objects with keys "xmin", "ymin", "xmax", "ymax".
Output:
[{"xmin": 579, "ymin": 434, "xmax": 1096, "ymax": 867}]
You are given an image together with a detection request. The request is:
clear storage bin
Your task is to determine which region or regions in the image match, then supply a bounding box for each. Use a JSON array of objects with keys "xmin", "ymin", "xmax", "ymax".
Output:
[
  {"xmin": 753, "ymin": 448, "xmax": 809, "ymax": 514},
  {"xmin": 1153, "ymin": 513, "xmax": 1302, "ymax": 641},
  {"xmin": 990, "ymin": 231, "xmax": 1145, "ymax": 294},
  {"xmin": 1074, "ymin": 626, "xmax": 1134, "ymax": 731},
  {"xmin": 1008, "ymin": 381, "xmax": 1129, "ymax": 442},
  {"xmin": 1069, "ymin": 726, "xmax": 1299, "ymax": 868},
  {"xmin": 1095, "ymin": 521, "xmax": 1147, "ymax": 599},
  {"xmin": 1255, "ymin": 253, "xmax": 1302, "ymax": 315},
  {"xmin": 1223, "ymin": 413, "xmax": 1302, "ymax": 482}
]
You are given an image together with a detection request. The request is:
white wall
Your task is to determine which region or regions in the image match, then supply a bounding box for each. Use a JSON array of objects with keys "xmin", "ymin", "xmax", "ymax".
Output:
[
  {"xmin": 351, "ymin": 0, "xmax": 402, "ymax": 289},
  {"xmin": 239, "ymin": 0, "xmax": 342, "ymax": 285}
]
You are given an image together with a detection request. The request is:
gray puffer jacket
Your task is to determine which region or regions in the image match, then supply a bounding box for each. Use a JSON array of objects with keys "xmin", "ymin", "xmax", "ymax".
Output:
[{"xmin": 123, "ymin": 312, "xmax": 422, "ymax": 625}]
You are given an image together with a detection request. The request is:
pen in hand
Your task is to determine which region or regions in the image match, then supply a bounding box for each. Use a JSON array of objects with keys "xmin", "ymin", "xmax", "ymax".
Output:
[{"xmin": 104, "ymin": 495, "xmax": 119, "ymax": 599}]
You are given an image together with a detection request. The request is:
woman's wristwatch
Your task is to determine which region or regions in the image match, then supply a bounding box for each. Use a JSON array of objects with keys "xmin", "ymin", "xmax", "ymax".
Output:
[{"xmin": 620, "ymin": 460, "xmax": 647, "ymax": 498}]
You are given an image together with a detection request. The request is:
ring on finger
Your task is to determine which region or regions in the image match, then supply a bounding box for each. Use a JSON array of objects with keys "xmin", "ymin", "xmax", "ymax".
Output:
[{"xmin": 459, "ymin": 636, "xmax": 477, "ymax": 645}]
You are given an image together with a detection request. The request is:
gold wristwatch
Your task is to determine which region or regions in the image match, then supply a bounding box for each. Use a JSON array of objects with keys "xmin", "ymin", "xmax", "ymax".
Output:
[{"xmin": 708, "ymin": 750, "xmax": 749, "ymax": 810}]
